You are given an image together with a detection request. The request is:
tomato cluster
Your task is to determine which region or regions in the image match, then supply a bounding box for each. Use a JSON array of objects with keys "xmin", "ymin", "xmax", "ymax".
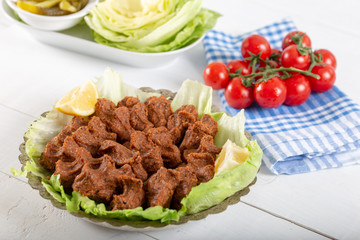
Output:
[{"xmin": 203, "ymin": 31, "xmax": 337, "ymax": 109}]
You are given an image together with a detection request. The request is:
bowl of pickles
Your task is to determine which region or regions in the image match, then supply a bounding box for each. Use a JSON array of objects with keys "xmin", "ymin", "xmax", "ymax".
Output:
[{"xmin": 5, "ymin": 0, "xmax": 98, "ymax": 31}]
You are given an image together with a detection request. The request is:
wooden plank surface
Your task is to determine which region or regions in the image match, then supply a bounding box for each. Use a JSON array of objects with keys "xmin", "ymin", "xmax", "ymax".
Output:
[{"xmin": 1, "ymin": 173, "xmax": 328, "ymax": 240}]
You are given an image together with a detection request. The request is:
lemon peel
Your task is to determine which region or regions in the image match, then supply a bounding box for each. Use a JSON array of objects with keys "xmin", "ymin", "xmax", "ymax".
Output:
[{"xmin": 215, "ymin": 139, "xmax": 251, "ymax": 174}]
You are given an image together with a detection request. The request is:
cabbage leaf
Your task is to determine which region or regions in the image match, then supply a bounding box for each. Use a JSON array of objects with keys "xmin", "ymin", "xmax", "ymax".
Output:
[{"xmin": 85, "ymin": 0, "xmax": 221, "ymax": 52}]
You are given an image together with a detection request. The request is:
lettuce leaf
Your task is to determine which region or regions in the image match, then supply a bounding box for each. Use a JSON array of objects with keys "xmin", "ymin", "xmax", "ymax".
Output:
[
  {"xmin": 180, "ymin": 140, "xmax": 262, "ymax": 215},
  {"xmin": 171, "ymin": 79, "xmax": 213, "ymax": 116},
  {"xmin": 17, "ymin": 68, "xmax": 262, "ymax": 223},
  {"xmin": 25, "ymin": 109, "xmax": 73, "ymax": 160},
  {"xmin": 85, "ymin": 0, "xmax": 221, "ymax": 52},
  {"xmin": 211, "ymin": 110, "xmax": 250, "ymax": 148},
  {"xmin": 92, "ymin": 67, "xmax": 160, "ymax": 103},
  {"xmin": 42, "ymin": 174, "xmax": 180, "ymax": 222}
]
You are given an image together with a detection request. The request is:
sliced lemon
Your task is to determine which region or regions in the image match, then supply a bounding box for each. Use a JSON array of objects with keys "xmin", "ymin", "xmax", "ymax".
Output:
[
  {"xmin": 215, "ymin": 139, "xmax": 251, "ymax": 174},
  {"xmin": 55, "ymin": 81, "xmax": 98, "ymax": 116}
]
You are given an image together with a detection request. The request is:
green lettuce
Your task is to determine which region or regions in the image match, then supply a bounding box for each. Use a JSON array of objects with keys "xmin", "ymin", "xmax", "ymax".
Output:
[
  {"xmin": 171, "ymin": 79, "xmax": 212, "ymax": 116},
  {"xmin": 180, "ymin": 141, "xmax": 262, "ymax": 214},
  {"xmin": 85, "ymin": 0, "xmax": 221, "ymax": 52},
  {"xmin": 42, "ymin": 174, "xmax": 180, "ymax": 222},
  {"xmin": 211, "ymin": 110, "xmax": 250, "ymax": 148},
  {"xmin": 18, "ymin": 68, "xmax": 262, "ymax": 223},
  {"xmin": 92, "ymin": 67, "xmax": 160, "ymax": 103},
  {"xmin": 25, "ymin": 109, "xmax": 73, "ymax": 160}
]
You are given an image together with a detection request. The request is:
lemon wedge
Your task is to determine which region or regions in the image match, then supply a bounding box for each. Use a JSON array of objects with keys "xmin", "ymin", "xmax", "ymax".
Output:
[
  {"xmin": 215, "ymin": 139, "xmax": 251, "ymax": 174},
  {"xmin": 55, "ymin": 81, "xmax": 98, "ymax": 116}
]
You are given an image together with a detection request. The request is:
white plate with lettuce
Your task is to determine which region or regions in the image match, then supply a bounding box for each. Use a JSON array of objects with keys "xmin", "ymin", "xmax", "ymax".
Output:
[
  {"xmin": 14, "ymin": 68, "xmax": 262, "ymax": 231},
  {"xmin": 2, "ymin": 0, "xmax": 220, "ymax": 68}
]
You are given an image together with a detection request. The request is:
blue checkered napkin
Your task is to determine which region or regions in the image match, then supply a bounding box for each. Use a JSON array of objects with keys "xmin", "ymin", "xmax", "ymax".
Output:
[{"xmin": 203, "ymin": 18, "xmax": 360, "ymax": 174}]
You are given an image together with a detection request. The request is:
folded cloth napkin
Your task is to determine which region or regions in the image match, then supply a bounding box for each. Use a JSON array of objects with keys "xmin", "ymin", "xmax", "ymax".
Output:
[{"xmin": 203, "ymin": 18, "xmax": 360, "ymax": 174}]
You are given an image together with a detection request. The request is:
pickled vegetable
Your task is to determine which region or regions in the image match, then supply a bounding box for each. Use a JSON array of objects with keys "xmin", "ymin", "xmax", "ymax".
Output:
[{"xmin": 16, "ymin": 0, "xmax": 88, "ymax": 16}]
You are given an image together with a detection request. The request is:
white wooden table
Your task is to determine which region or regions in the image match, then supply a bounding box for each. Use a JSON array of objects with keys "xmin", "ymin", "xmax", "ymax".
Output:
[{"xmin": 1, "ymin": 0, "xmax": 359, "ymax": 239}]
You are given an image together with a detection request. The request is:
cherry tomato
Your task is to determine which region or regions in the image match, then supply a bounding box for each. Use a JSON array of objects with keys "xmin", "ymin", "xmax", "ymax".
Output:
[
  {"xmin": 259, "ymin": 59, "xmax": 280, "ymax": 68},
  {"xmin": 227, "ymin": 60, "xmax": 252, "ymax": 75},
  {"xmin": 254, "ymin": 76, "xmax": 287, "ymax": 108},
  {"xmin": 284, "ymin": 74, "xmax": 311, "ymax": 106},
  {"xmin": 307, "ymin": 65, "xmax": 336, "ymax": 93},
  {"xmin": 281, "ymin": 31, "xmax": 312, "ymax": 50},
  {"xmin": 224, "ymin": 77, "xmax": 254, "ymax": 109},
  {"xmin": 241, "ymin": 34, "xmax": 271, "ymax": 60},
  {"xmin": 270, "ymin": 48, "xmax": 282, "ymax": 62},
  {"xmin": 203, "ymin": 62, "xmax": 229, "ymax": 90},
  {"xmin": 314, "ymin": 49, "xmax": 337, "ymax": 70},
  {"xmin": 281, "ymin": 45, "xmax": 311, "ymax": 71},
  {"xmin": 253, "ymin": 68, "xmax": 263, "ymax": 81}
]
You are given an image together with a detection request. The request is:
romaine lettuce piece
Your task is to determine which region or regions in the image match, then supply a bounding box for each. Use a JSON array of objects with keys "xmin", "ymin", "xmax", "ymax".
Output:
[
  {"xmin": 211, "ymin": 110, "xmax": 250, "ymax": 148},
  {"xmin": 92, "ymin": 67, "xmax": 160, "ymax": 103},
  {"xmin": 42, "ymin": 174, "xmax": 181, "ymax": 223},
  {"xmin": 171, "ymin": 79, "xmax": 212, "ymax": 116},
  {"xmin": 25, "ymin": 109, "xmax": 73, "ymax": 160},
  {"xmin": 180, "ymin": 140, "xmax": 262, "ymax": 215}
]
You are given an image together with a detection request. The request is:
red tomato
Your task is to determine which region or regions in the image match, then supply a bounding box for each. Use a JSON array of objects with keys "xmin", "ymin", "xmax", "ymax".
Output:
[
  {"xmin": 224, "ymin": 77, "xmax": 254, "ymax": 109},
  {"xmin": 259, "ymin": 60, "xmax": 280, "ymax": 68},
  {"xmin": 284, "ymin": 74, "xmax": 311, "ymax": 106},
  {"xmin": 270, "ymin": 48, "xmax": 282, "ymax": 62},
  {"xmin": 280, "ymin": 45, "xmax": 311, "ymax": 71},
  {"xmin": 241, "ymin": 34, "xmax": 271, "ymax": 60},
  {"xmin": 254, "ymin": 77, "xmax": 287, "ymax": 108},
  {"xmin": 203, "ymin": 62, "xmax": 229, "ymax": 90},
  {"xmin": 307, "ymin": 65, "xmax": 336, "ymax": 93},
  {"xmin": 314, "ymin": 49, "xmax": 337, "ymax": 70},
  {"xmin": 281, "ymin": 31, "xmax": 312, "ymax": 50},
  {"xmin": 254, "ymin": 68, "xmax": 263, "ymax": 81},
  {"xmin": 227, "ymin": 60, "xmax": 252, "ymax": 75}
]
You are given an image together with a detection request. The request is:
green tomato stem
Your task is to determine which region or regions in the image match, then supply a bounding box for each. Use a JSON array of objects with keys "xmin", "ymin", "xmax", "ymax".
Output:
[
  {"xmin": 273, "ymin": 67, "xmax": 319, "ymax": 78},
  {"xmin": 229, "ymin": 66, "xmax": 320, "ymax": 81}
]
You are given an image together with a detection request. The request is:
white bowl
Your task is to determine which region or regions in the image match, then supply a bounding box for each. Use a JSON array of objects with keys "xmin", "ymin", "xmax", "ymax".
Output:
[{"xmin": 5, "ymin": 0, "xmax": 98, "ymax": 31}]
